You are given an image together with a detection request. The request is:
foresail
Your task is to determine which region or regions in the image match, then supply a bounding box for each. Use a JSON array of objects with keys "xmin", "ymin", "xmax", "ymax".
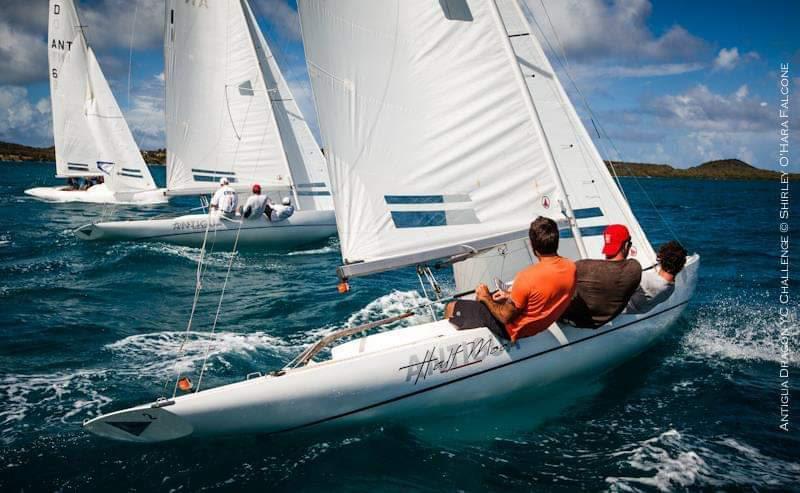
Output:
[
  {"xmin": 298, "ymin": 0, "xmax": 563, "ymax": 274},
  {"xmin": 84, "ymin": 48, "xmax": 156, "ymax": 191},
  {"xmin": 48, "ymin": 0, "xmax": 155, "ymax": 192},
  {"xmin": 495, "ymin": 0, "xmax": 656, "ymax": 265},
  {"xmin": 242, "ymin": 1, "xmax": 332, "ymax": 211},
  {"xmin": 164, "ymin": 0, "xmax": 292, "ymax": 196}
]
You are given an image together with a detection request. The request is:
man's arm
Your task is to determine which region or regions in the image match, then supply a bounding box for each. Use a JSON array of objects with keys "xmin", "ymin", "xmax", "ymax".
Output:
[{"xmin": 475, "ymin": 284, "xmax": 520, "ymax": 324}]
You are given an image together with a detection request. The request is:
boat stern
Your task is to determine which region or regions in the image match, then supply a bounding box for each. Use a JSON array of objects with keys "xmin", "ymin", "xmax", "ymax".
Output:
[
  {"xmin": 83, "ymin": 403, "xmax": 194, "ymax": 443},
  {"xmin": 74, "ymin": 223, "xmax": 101, "ymax": 241}
]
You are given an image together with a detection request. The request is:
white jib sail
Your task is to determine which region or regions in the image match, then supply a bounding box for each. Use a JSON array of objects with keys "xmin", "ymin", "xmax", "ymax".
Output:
[
  {"xmin": 165, "ymin": 0, "xmax": 331, "ymax": 207},
  {"xmin": 298, "ymin": 0, "xmax": 571, "ymax": 274},
  {"xmin": 48, "ymin": 0, "xmax": 156, "ymax": 191},
  {"xmin": 494, "ymin": 0, "xmax": 655, "ymax": 265}
]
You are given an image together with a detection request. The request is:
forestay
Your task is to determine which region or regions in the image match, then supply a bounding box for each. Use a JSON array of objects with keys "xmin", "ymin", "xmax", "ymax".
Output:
[
  {"xmin": 298, "ymin": 0, "xmax": 568, "ymax": 277},
  {"xmin": 49, "ymin": 0, "xmax": 155, "ymax": 191},
  {"xmin": 165, "ymin": 0, "xmax": 331, "ymax": 207}
]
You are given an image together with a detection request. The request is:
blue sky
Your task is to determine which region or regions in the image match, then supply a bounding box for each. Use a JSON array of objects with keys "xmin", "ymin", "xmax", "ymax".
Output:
[{"xmin": 0, "ymin": 0, "xmax": 797, "ymax": 170}]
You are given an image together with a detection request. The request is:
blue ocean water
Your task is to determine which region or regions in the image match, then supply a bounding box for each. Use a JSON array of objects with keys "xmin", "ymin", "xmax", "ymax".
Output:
[{"xmin": 0, "ymin": 162, "xmax": 797, "ymax": 491}]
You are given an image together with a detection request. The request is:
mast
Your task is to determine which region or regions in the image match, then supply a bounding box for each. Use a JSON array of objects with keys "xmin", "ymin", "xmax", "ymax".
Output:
[{"xmin": 486, "ymin": 0, "xmax": 587, "ymax": 258}]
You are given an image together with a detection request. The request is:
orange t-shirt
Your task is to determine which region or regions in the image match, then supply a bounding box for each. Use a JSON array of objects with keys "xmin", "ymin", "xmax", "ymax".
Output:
[{"xmin": 505, "ymin": 255, "xmax": 577, "ymax": 341}]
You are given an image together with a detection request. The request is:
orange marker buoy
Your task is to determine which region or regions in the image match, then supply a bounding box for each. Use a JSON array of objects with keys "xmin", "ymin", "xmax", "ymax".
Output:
[
  {"xmin": 337, "ymin": 281, "xmax": 350, "ymax": 294},
  {"xmin": 177, "ymin": 376, "xmax": 193, "ymax": 392}
]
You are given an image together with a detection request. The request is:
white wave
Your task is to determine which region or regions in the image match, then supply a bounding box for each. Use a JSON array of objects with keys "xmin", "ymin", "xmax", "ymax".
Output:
[
  {"xmin": 0, "ymin": 240, "xmax": 10, "ymax": 248},
  {"xmin": 0, "ymin": 370, "xmax": 112, "ymax": 445},
  {"xmin": 606, "ymin": 429, "xmax": 800, "ymax": 492},
  {"xmin": 105, "ymin": 330, "xmax": 292, "ymax": 377},
  {"xmin": 682, "ymin": 298, "xmax": 799, "ymax": 366},
  {"xmin": 345, "ymin": 289, "xmax": 442, "ymax": 329},
  {"xmin": 286, "ymin": 245, "xmax": 338, "ymax": 256}
]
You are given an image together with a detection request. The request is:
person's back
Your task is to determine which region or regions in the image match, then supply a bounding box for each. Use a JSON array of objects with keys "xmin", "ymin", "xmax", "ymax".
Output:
[
  {"xmin": 211, "ymin": 184, "xmax": 238, "ymax": 216},
  {"xmin": 626, "ymin": 241, "xmax": 687, "ymax": 313},
  {"xmin": 505, "ymin": 255, "xmax": 576, "ymax": 341},
  {"xmin": 270, "ymin": 197, "xmax": 295, "ymax": 221},
  {"xmin": 241, "ymin": 184, "xmax": 268, "ymax": 219},
  {"xmin": 562, "ymin": 258, "xmax": 641, "ymax": 327}
]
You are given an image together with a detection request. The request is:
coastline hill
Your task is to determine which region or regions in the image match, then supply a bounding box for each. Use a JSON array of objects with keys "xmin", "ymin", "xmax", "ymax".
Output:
[
  {"xmin": 606, "ymin": 159, "xmax": 795, "ymax": 181},
  {"xmin": 0, "ymin": 141, "xmax": 166, "ymax": 165},
  {"xmin": 0, "ymin": 141, "xmax": 793, "ymax": 179}
]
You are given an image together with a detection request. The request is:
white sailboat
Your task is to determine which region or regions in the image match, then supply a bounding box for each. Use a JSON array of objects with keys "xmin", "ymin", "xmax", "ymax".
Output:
[
  {"xmin": 25, "ymin": 0, "xmax": 166, "ymax": 205},
  {"xmin": 83, "ymin": 0, "xmax": 698, "ymax": 443},
  {"xmin": 74, "ymin": 0, "xmax": 336, "ymax": 248}
]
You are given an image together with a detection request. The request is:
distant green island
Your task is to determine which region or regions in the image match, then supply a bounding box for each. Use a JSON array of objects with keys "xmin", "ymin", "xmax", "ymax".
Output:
[{"xmin": 0, "ymin": 140, "xmax": 793, "ymax": 181}]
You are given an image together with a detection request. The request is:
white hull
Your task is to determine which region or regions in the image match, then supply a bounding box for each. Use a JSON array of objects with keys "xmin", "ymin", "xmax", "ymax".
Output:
[
  {"xmin": 24, "ymin": 184, "xmax": 168, "ymax": 205},
  {"xmin": 74, "ymin": 210, "xmax": 337, "ymax": 248},
  {"xmin": 84, "ymin": 255, "xmax": 699, "ymax": 443}
]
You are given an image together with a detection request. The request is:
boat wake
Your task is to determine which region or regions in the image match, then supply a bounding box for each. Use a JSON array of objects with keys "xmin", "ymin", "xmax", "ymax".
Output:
[
  {"xmin": 681, "ymin": 295, "xmax": 798, "ymax": 366},
  {"xmin": 605, "ymin": 429, "xmax": 800, "ymax": 492}
]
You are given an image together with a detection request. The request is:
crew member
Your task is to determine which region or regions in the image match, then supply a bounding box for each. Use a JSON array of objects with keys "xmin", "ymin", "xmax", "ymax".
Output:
[
  {"xmin": 626, "ymin": 240, "xmax": 687, "ymax": 313},
  {"xmin": 240, "ymin": 183, "xmax": 270, "ymax": 220},
  {"xmin": 269, "ymin": 196, "xmax": 295, "ymax": 222},
  {"xmin": 444, "ymin": 216, "xmax": 577, "ymax": 342},
  {"xmin": 209, "ymin": 177, "xmax": 238, "ymax": 217},
  {"xmin": 561, "ymin": 224, "xmax": 642, "ymax": 328}
]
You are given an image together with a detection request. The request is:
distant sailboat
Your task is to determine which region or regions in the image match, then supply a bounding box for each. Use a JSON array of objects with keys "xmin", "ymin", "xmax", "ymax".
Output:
[
  {"xmin": 25, "ymin": 0, "xmax": 166, "ymax": 205},
  {"xmin": 74, "ymin": 0, "xmax": 336, "ymax": 248},
  {"xmin": 84, "ymin": 0, "xmax": 698, "ymax": 443}
]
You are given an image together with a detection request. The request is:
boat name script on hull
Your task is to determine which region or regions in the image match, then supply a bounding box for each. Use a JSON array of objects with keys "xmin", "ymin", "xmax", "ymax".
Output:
[
  {"xmin": 399, "ymin": 336, "xmax": 514, "ymax": 385},
  {"xmin": 173, "ymin": 219, "xmax": 211, "ymax": 231}
]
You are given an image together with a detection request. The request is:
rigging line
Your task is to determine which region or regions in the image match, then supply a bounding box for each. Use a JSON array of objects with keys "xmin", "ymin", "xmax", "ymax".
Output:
[
  {"xmin": 165, "ymin": 214, "xmax": 214, "ymax": 398},
  {"xmin": 529, "ymin": 0, "xmax": 684, "ymax": 246},
  {"xmin": 195, "ymin": 217, "xmax": 246, "ymax": 393},
  {"xmin": 127, "ymin": 0, "xmax": 139, "ymax": 112}
]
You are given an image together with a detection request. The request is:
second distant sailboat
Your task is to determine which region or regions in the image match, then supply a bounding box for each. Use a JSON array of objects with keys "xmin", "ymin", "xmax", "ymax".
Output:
[{"xmin": 75, "ymin": 0, "xmax": 336, "ymax": 248}]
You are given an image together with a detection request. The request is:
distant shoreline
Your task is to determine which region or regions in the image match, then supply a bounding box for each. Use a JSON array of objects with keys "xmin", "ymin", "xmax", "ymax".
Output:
[{"xmin": 1, "ymin": 140, "xmax": 793, "ymax": 181}]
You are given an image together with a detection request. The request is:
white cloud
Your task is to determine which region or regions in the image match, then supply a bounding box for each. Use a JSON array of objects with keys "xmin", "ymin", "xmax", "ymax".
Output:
[
  {"xmin": 81, "ymin": 0, "xmax": 164, "ymax": 50},
  {"xmin": 712, "ymin": 47, "xmax": 759, "ymax": 71},
  {"xmin": 0, "ymin": 85, "xmax": 52, "ymax": 144},
  {"xmin": 0, "ymin": 18, "xmax": 47, "ymax": 84},
  {"xmin": 253, "ymin": 0, "xmax": 301, "ymax": 42},
  {"xmin": 645, "ymin": 84, "xmax": 771, "ymax": 132},
  {"xmin": 571, "ymin": 62, "xmax": 705, "ymax": 80},
  {"xmin": 525, "ymin": 0, "xmax": 708, "ymax": 62},
  {"xmin": 123, "ymin": 75, "xmax": 165, "ymax": 150}
]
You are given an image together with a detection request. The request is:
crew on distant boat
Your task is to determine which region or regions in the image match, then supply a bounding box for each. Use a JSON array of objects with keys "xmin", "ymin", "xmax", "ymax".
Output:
[
  {"xmin": 66, "ymin": 177, "xmax": 79, "ymax": 190},
  {"xmin": 81, "ymin": 177, "xmax": 94, "ymax": 190},
  {"xmin": 626, "ymin": 241, "xmax": 688, "ymax": 313},
  {"xmin": 268, "ymin": 196, "xmax": 295, "ymax": 222},
  {"xmin": 209, "ymin": 177, "xmax": 238, "ymax": 218},
  {"xmin": 561, "ymin": 224, "xmax": 642, "ymax": 328},
  {"xmin": 240, "ymin": 183, "xmax": 270, "ymax": 220},
  {"xmin": 445, "ymin": 217, "xmax": 577, "ymax": 342}
]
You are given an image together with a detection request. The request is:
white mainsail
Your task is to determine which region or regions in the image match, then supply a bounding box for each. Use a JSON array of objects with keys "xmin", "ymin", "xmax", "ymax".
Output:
[
  {"xmin": 48, "ymin": 0, "xmax": 157, "ymax": 191},
  {"xmin": 299, "ymin": 0, "xmax": 571, "ymax": 276},
  {"xmin": 164, "ymin": 0, "xmax": 331, "ymax": 209},
  {"xmin": 298, "ymin": 0, "xmax": 656, "ymax": 280}
]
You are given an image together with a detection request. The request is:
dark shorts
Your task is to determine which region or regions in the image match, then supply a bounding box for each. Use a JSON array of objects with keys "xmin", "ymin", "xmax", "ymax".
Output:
[{"xmin": 449, "ymin": 300, "xmax": 508, "ymax": 340}]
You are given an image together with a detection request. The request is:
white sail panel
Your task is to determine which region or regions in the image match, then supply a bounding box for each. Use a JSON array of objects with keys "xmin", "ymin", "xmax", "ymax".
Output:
[
  {"xmin": 494, "ymin": 0, "xmax": 656, "ymax": 265},
  {"xmin": 298, "ymin": 0, "xmax": 562, "ymax": 269},
  {"xmin": 84, "ymin": 48, "xmax": 156, "ymax": 191},
  {"xmin": 49, "ymin": 0, "xmax": 101, "ymax": 178},
  {"xmin": 164, "ymin": 0, "xmax": 291, "ymax": 195},
  {"xmin": 242, "ymin": 1, "xmax": 332, "ymax": 211}
]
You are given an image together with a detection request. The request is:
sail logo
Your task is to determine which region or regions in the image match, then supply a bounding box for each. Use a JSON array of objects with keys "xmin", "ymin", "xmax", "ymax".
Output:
[
  {"xmin": 384, "ymin": 194, "xmax": 479, "ymax": 229},
  {"xmin": 51, "ymin": 39, "xmax": 73, "ymax": 51},
  {"xmin": 399, "ymin": 336, "xmax": 511, "ymax": 385},
  {"xmin": 97, "ymin": 161, "xmax": 114, "ymax": 175}
]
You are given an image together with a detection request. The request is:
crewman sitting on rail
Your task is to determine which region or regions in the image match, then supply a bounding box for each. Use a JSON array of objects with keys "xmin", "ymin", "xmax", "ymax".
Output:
[
  {"xmin": 66, "ymin": 177, "xmax": 78, "ymax": 190},
  {"xmin": 240, "ymin": 183, "xmax": 270, "ymax": 220},
  {"xmin": 560, "ymin": 224, "xmax": 642, "ymax": 328},
  {"xmin": 269, "ymin": 196, "xmax": 295, "ymax": 222},
  {"xmin": 444, "ymin": 216, "xmax": 577, "ymax": 342},
  {"xmin": 209, "ymin": 177, "xmax": 238, "ymax": 218},
  {"xmin": 625, "ymin": 240, "xmax": 687, "ymax": 314}
]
